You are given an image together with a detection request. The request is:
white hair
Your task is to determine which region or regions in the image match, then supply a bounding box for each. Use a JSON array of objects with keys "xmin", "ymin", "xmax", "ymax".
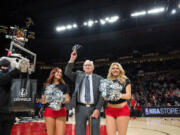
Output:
[{"xmin": 83, "ymin": 60, "xmax": 94, "ymax": 67}]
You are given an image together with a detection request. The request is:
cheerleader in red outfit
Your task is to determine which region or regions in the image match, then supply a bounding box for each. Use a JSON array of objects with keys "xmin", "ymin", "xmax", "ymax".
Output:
[
  {"xmin": 43, "ymin": 67, "xmax": 70, "ymax": 135},
  {"xmin": 100, "ymin": 62, "xmax": 131, "ymax": 135}
]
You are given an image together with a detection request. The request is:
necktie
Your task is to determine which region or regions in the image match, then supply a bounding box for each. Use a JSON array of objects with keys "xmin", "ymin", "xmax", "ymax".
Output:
[{"xmin": 85, "ymin": 76, "xmax": 90, "ymax": 103}]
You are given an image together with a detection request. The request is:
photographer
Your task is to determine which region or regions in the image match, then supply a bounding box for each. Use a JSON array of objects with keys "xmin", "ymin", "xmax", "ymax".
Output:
[{"xmin": 0, "ymin": 59, "xmax": 20, "ymax": 135}]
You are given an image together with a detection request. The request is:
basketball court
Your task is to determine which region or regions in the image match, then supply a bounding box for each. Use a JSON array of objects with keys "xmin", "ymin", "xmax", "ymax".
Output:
[{"xmin": 11, "ymin": 117, "xmax": 180, "ymax": 135}]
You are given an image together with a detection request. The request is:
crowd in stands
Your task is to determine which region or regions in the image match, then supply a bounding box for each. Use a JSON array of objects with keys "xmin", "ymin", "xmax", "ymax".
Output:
[{"xmin": 96, "ymin": 59, "xmax": 180, "ymax": 117}]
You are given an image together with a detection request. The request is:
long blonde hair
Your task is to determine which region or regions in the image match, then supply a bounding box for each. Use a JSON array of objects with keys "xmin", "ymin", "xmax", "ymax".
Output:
[{"xmin": 107, "ymin": 62, "xmax": 127, "ymax": 86}]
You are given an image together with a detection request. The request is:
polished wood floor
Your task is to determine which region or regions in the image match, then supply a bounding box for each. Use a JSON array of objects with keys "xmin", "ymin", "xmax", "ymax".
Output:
[{"xmin": 11, "ymin": 117, "xmax": 180, "ymax": 135}]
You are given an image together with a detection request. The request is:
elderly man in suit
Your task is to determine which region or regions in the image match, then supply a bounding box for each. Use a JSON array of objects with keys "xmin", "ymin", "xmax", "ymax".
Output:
[{"xmin": 65, "ymin": 50, "xmax": 104, "ymax": 135}]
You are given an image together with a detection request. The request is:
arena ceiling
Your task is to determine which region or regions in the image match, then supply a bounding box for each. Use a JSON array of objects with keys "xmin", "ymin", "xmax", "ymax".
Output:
[{"xmin": 0, "ymin": 0, "xmax": 180, "ymax": 63}]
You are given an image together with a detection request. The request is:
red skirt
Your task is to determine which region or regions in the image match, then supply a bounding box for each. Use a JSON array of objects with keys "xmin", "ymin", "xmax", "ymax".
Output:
[
  {"xmin": 43, "ymin": 107, "xmax": 67, "ymax": 118},
  {"xmin": 105, "ymin": 105, "xmax": 130, "ymax": 118}
]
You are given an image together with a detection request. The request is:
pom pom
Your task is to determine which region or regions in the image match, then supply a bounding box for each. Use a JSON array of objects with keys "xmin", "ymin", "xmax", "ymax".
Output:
[
  {"xmin": 44, "ymin": 84, "xmax": 65, "ymax": 110},
  {"xmin": 99, "ymin": 79, "xmax": 123, "ymax": 101}
]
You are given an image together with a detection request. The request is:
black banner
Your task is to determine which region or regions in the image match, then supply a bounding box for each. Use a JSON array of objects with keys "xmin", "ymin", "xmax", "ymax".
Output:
[
  {"xmin": 10, "ymin": 79, "xmax": 37, "ymax": 112},
  {"xmin": 144, "ymin": 106, "xmax": 180, "ymax": 117}
]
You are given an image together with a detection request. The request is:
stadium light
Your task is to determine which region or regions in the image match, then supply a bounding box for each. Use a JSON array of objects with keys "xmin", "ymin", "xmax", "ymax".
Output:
[
  {"xmin": 83, "ymin": 19, "xmax": 98, "ymax": 27},
  {"xmin": 131, "ymin": 11, "xmax": 147, "ymax": 17},
  {"xmin": 100, "ymin": 15, "xmax": 119, "ymax": 25},
  {"xmin": 56, "ymin": 26, "xmax": 66, "ymax": 32},
  {"xmin": 73, "ymin": 24, "xmax": 77, "ymax": 28},
  {"xmin": 109, "ymin": 16, "xmax": 119, "ymax": 23},
  {"xmin": 66, "ymin": 25, "xmax": 72, "ymax": 29},
  {"xmin": 105, "ymin": 17, "xmax": 110, "ymax": 21},
  {"xmin": 56, "ymin": 23, "xmax": 77, "ymax": 32},
  {"xmin": 171, "ymin": 9, "xmax": 176, "ymax": 15},
  {"xmin": 83, "ymin": 22, "xmax": 87, "ymax": 26},
  {"xmin": 148, "ymin": 7, "xmax": 165, "ymax": 14},
  {"xmin": 87, "ymin": 20, "xmax": 94, "ymax": 27},
  {"xmin": 100, "ymin": 19, "xmax": 106, "ymax": 25}
]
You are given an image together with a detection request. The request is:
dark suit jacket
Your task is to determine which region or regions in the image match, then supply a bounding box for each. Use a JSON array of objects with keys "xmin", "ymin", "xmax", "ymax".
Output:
[
  {"xmin": 0, "ymin": 68, "xmax": 20, "ymax": 113},
  {"xmin": 65, "ymin": 63, "xmax": 104, "ymax": 111}
]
